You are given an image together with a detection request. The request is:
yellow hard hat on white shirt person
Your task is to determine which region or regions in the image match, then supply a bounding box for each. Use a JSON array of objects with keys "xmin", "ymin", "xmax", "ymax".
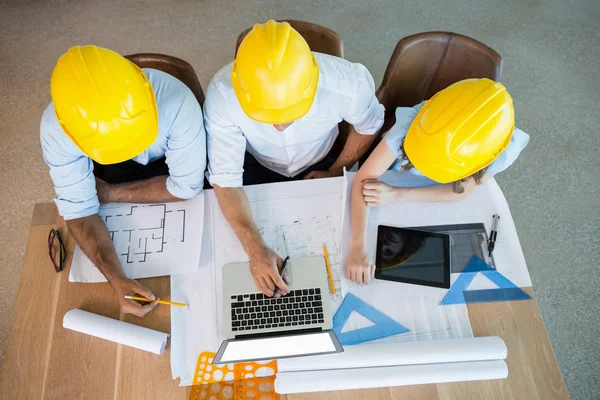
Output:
[
  {"xmin": 204, "ymin": 20, "xmax": 384, "ymax": 296},
  {"xmin": 346, "ymin": 78, "xmax": 529, "ymax": 284}
]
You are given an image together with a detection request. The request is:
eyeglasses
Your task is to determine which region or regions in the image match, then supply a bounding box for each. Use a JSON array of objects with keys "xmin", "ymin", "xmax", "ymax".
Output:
[{"xmin": 48, "ymin": 229, "xmax": 66, "ymax": 273}]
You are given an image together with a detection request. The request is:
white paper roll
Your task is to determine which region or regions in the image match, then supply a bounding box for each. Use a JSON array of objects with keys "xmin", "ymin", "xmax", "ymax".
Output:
[
  {"xmin": 275, "ymin": 359, "xmax": 508, "ymax": 394},
  {"xmin": 63, "ymin": 309, "xmax": 169, "ymax": 355},
  {"xmin": 278, "ymin": 336, "xmax": 507, "ymax": 372}
]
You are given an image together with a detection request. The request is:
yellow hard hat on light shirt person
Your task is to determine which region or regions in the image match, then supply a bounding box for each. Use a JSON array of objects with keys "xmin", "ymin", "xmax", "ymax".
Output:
[
  {"xmin": 51, "ymin": 45, "xmax": 158, "ymax": 165},
  {"xmin": 231, "ymin": 19, "xmax": 319, "ymax": 125},
  {"xmin": 404, "ymin": 78, "xmax": 515, "ymax": 184},
  {"xmin": 204, "ymin": 19, "xmax": 385, "ymax": 297},
  {"xmin": 41, "ymin": 45, "xmax": 206, "ymax": 316},
  {"xmin": 346, "ymin": 78, "xmax": 530, "ymax": 285}
]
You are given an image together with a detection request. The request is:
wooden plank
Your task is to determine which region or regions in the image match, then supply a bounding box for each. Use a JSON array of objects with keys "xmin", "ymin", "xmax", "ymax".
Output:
[
  {"xmin": 43, "ymin": 226, "xmax": 122, "ymax": 400},
  {"xmin": 31, "ymin": 203, "xmax": 58, "ymax": 226},
  {"xmin": 0, "ymin": 212, "xmax": 61, "ymax": 400},
  {"xmin": 443, "ymin": 287, "xmax": 569, "ymax": 400},
  {"xmin": 116, "ymin": 276, "xmax": 187, "ymax": 399},
  {"xmin": 287, "ymin": 385, "xmax": 439, "ymax": 400}
]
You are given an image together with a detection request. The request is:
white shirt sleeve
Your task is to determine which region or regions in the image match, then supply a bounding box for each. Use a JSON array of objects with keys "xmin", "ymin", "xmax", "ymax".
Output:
[
  {"xmin": 164, "ymin": 93, "xmax": 207, "ymax": 199},
  {"xmin": 40, "ymin": 104, "xmax": 100, "ymax": 220},
  {"xmin": 205, "ymin": 80, "xmax": 247, "ymax": 188},
  {"xmin": 343, "ymin": 63, "xmax": 385, "ymax": 135}
]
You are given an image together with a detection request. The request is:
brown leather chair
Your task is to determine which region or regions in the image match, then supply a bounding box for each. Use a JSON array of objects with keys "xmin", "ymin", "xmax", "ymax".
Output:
[
  {"xmin": 125, "ymin": 53, "xmax": 205, "ymax": 106},
  {"xmin": 361, "ymin": 32, "xmax": 502, "ymax": 165},
  {"xmin": 235, "ymin": 19, "xmax": 343, "ymax": 58},
  {"xmin": 235, "ymin": 20, "xmax": 350, "ymax": 158}
]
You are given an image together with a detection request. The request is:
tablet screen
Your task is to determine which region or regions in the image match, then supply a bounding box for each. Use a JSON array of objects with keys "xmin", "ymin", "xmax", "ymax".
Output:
[{"xmin": 375, "ymin": 226, "xmax": 450, "ymax": 288}]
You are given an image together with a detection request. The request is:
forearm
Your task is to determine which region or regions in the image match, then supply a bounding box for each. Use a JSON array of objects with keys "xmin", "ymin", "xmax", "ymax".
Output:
[
  {"xmin": 397, "ymin": 185, "xmax": 469, "ymax": 203},
  {"xmin": 66, "ymin": 215, "xmax": 126, "ymax": 284},
  {"xmin": 396, "ymin": 174, "xmax": 492, "ymax": 203},
  {"xmin": 328, "ymin": 126, "xmax": 377, "ymax": 175},
  {"xmin": 213, "ymin": 186, "xmax": 266, "ymax": 257},
  {"xmin": 106, "ymin": 176, "xmax": 179, "ymax": 203},
  {"xmin": 350, "ymin": 176, "xmax": 370, "ymax": 249}
]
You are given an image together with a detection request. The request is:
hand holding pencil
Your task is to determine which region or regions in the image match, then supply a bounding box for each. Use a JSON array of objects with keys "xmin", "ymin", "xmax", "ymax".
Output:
[{"xmin": 125, "ymin": 295, "xmax": 188, "ymax": 308}]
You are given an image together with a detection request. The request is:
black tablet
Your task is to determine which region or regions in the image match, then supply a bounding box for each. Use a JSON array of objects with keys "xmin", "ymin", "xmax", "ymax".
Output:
[{"xmin": 375, "ymin": 225, "xmax": 451, "ymax": 289}]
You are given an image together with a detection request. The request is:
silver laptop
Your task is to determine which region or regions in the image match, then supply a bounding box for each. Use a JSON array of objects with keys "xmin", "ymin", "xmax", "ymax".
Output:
[{"xmin": 214, "ymin": 256, "xmax": 342, "ymax": 364}]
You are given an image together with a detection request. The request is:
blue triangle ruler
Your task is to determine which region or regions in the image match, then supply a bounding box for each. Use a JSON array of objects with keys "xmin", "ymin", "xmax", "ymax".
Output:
[
  {"xmin": 440, "ymin": 256, "xmax": 532, "ymax": 305},
  {"xmin": 332, "ymin": 293, "xmax": 409, "ymax": 345}
]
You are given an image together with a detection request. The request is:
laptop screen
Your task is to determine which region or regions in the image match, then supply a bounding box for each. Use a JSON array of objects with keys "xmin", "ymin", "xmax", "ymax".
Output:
[{"xmin": 214, "ymin": 331, "xmax": 342, "ymax": 364}]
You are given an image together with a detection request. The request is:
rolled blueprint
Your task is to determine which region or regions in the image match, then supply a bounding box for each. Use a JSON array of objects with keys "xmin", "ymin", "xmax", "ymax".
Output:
[
  {"xmin": 278, "ymin": 336, "xmax": 507, "ymax": 372},
  {"xmin": 63, "ymin": 309, "xmax": 169, "ymax": 355},
  {"xmin": 275, "ymin": 359, "xmax": 508, "ymax": 394}
]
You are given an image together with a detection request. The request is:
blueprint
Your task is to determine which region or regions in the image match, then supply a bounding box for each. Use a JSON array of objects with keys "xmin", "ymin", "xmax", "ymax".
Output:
[
  {"xmin": 69, "ymin": 193, "xmax": 204, "ymax": 282},
  {"xmin": 210, "ymin": 179, "xmax": 344, "ymax": 304}
]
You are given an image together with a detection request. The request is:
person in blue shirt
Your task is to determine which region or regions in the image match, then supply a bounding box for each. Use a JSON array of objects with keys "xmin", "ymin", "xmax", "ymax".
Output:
[
  {"xmin": 346, "ymin": 79, "xmax": 529, "ymax": 284},
  {"xmin": 41, "ymin": 46, "xmax": 206, "ymax": 316}
]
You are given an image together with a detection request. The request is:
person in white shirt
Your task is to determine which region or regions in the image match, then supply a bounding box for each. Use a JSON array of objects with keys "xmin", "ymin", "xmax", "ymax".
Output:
[
  {"xmin": 41, "ymin": 46, "xmax": 206, "ymax": 316},
  {"xmin": 205, "ymin": 20, "xmax": 384, "ymax": 297}
]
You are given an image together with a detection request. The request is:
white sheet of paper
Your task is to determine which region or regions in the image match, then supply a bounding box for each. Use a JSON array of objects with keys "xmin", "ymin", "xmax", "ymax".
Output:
[
  {"xmin": 70, "ymin": 193, "xmax": 204, "ymax": 282},
  {"xmin": 171, "ymin": 178, "xmax": 345, "ymax": 385}
]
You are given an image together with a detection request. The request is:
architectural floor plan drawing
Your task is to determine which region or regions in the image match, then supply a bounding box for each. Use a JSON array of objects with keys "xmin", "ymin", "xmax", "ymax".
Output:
[
  {"xmin": 70, "ymin": 194, "xmax": 204, "ymax": 282},
  {"xmin": 100, "ymin": 204, "xmax": 186, "ymax": 264}
]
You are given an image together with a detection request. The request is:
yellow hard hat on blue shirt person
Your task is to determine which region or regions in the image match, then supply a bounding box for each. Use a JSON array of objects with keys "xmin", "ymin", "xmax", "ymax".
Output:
[
  {"xmin": 404, "ymin": 78, "xmax": 514, "ymax": 184},
  {"xmin": 51, "ymin": 45, "xmax": 158, "ymax": 164},
  {"xmin": 346, "ymin": 77, "xmax": 529, "ymax": 285},
  {"xmin": 232, "ymin": 19, "xmax": 319, "ymax": 124}
]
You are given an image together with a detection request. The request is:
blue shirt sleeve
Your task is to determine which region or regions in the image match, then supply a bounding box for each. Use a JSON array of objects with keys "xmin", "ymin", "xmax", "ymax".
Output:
[
  {"xmin": 40, "ymin": 104, "xmax": 99, "ymax": 220},
  {"xmin": 161, "ymin": 88, "xmax": 207, "ymax": 199},
  {"xmin": 385, "ymin": 102, "xmax": 425, "ymax": 159},
  {"xmin": 485, "ymin": 128, "xmax": 530, "ymax": 175}
]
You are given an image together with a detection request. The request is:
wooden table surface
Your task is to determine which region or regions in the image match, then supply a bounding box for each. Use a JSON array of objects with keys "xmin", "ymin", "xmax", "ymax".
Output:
[{"xmin": 0, "ymin": 204, "xmax": 569, "ymax": 400}]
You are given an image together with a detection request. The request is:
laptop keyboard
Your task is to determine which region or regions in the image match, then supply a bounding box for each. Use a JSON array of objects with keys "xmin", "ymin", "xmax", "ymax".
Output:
[{"xmin": 230, "ymin": 288, "xmax": 324, "ymax": 332}]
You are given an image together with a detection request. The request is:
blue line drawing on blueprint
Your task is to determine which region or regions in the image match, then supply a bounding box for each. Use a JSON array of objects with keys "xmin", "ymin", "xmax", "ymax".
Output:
[{"xmin": 99, "ymin": 204, "xmax": 186, "ymax": 264}]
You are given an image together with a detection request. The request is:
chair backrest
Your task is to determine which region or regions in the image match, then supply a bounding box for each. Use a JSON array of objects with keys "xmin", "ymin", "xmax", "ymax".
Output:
[
  {"xmin": 125, "ymin": 53, "xmax": 205, "ymax": 107},
  {"xmin": 235, "ymin": 19, "xmax": 343, "ymax": 57},
  {"xmin": 377, "ymin": 32, "xmax": 502, "ymax": 135}
]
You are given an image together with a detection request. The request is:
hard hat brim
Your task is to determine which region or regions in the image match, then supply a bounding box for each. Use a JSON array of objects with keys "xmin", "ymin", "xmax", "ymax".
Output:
[{"xmin": 87, "ymin": 126, "xmax": 158, "ymax": 165}]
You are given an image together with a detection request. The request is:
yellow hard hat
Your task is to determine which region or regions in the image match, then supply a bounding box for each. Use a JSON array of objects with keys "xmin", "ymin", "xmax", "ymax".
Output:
[
  {"xmin": 51, "ymin": 45, "xmax": 158, "ymax": 165},
  {"xmin": 232, "ymin": 20, "xmax": 319, "ymax": 124},
  {"xmin": 405, "ymin": 78, "xmax": 514, "ymax": 183}
]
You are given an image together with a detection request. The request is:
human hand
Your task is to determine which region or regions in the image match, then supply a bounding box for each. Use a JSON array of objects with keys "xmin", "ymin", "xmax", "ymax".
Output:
[
  {"xmin": 304, "ymin": 169, "xmax": 339, "ymax": 180},
  {"xmin": 362, "ymin": 179, "xmax": 400, "ymax": 207},
  {"xmin": 112, "ymin": 277, "xmax": 158, "ymax": 317},
  {"xmin": 95, "ymin": 177, "xmax": 113, "ymax": 203},
  {"xmin": 249, "ymin": 247, "xmax": 290, "ymax": 297},
  {"xmin": 346, "ymin": 245, "xmax": 375, "ymax": 284}
]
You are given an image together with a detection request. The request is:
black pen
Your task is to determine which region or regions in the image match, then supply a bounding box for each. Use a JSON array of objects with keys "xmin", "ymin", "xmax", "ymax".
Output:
[
  {"xmin": 273, "ymin": 256, "xmax": 290, "ymax": 297},
  {"xmin": 488, "ymin": 215, "xmax": 500, "ymax": 257}
]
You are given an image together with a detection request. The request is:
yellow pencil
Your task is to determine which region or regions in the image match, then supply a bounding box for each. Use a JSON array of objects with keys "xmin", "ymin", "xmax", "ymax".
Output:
[
  {"xmin": 322, "ymin": 244, "xmax": 336, "ymax": 295},
  {"xmin": 124, "ymin": 295, "xmax": 188, "ymax": 307}
]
